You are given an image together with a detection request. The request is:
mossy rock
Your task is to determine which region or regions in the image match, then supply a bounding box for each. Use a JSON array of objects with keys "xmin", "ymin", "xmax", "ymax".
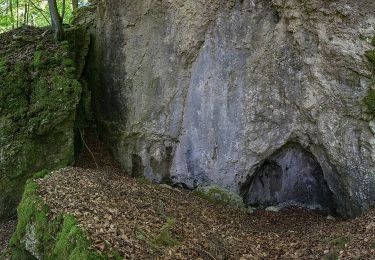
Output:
[
  {"xmin": 193, "ymin": 185, "xmax": 249, "ymax": 212},
  {"xmin": 2, "ymin": 176, "xmax": 118, "ymax": 260},
  {"xmin": 364, "ymin": 89, "xmax": 375, "ymax": 115},
  {"xmin": 0, "ymin": 29, "xmax": 82, "ymax": 219},
  {"xmin": 364, "ymin": 38, "xmax": 375, "ymax": 116},
  {"xmin": 365, "ymin": 50, "xmax": 375, "ymax": 67}
]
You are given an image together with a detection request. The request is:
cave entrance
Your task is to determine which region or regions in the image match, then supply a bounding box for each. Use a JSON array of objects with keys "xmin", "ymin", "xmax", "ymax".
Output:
[{"xmin": 242, "ymin": 143, "xmax": 335, "ymax": 212}]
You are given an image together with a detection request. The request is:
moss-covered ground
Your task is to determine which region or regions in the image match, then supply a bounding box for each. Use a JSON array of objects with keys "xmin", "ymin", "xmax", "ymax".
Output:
[{"xmin": 0, "ymin": 26, "xmax": 82, "ymax": 219}]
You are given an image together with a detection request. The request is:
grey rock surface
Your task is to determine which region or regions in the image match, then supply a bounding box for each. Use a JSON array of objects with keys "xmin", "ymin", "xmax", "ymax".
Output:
[
  {"xmin": 244, "ymin": 143, "xmax": 334, "ymax": 210},
  {"xmin": 91, "ymin": 0, "xmax": 375, "ymax": 217}
]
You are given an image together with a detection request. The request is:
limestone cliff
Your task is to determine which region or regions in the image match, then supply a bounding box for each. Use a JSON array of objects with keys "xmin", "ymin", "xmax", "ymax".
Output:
[{"xmin": 90, "ymin": 0, "xmax": 375, "ymax": 217}]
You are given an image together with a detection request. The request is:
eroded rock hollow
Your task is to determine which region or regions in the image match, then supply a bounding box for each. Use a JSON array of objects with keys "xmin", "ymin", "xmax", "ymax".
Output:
[
  {"xmin": 243, "ymin": 143, "xmax": 334, "ymax": 211},
  {"xmin": 90, "ymin": 0, "xmax": 375, "ymax": 217}
]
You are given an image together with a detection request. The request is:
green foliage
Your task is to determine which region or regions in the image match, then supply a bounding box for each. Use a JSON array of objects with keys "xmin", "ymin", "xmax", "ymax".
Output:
[
  {"xmin": 371, "ymin": 36, "xmax": 375, "ymax": 47},
  {"xmin": 0, "ymin": 0, "xmax": 90, "ymax": 33},
  {"xmin": 152, "ymin": 218, "xmax": 179, "ymax": 247},
  {"xmin": 193, "ymin": 185, "xmax": 249, "ymax": 212}
]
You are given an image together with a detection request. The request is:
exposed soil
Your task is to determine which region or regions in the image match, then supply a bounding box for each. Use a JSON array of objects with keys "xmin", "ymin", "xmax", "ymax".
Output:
[{"xmin": 33, "ymin": 132, "xmax": 375, "ymax": 259}]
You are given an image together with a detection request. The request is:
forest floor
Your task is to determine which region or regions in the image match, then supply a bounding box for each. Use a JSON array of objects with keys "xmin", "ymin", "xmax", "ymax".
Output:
[
  {"xmin": 33, "ymin": 132, "xmax": 375, "ymax": 259},
  {"xmin": 0, "ymin": 219, "xmax": 17, "ymax": 255}
]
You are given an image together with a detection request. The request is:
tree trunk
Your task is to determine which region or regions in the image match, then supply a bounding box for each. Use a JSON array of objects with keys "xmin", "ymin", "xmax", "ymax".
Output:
[
  {"xmin": 61, "ymin": 0, "xmax": 66, "ymax": 22},
  {"xmin": 48, "ymin": 0, "xmax": 64, "ymax": 41},
  {"xmin": 25, "ymin": 2, "xmax": 29, "ymax": 25},
  {"xmin": 72, "ymin": 0, "xmax": 78, "ymax": 11},
  {"xmin": 9, "ymin": 0, "xmax": 14, "ymax": 29},
  {"xmin": 23, "ymin": 2, "xmax": 27, "ymax": 25},
  {"xmin": 16, "ymin": 0, "xmax": 18, "ymax": 28}
]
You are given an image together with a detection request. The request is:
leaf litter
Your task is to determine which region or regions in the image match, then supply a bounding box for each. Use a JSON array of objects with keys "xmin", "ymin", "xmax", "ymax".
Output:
[{"xmin": 33, "ymin": 132, "xmax": 375, "ymax": 259}]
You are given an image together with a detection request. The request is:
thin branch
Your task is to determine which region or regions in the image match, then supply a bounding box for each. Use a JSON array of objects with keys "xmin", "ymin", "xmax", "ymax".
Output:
[
  {"xmin": 29, "ymin": 0, "xmax": 51, "ymax": 25},
  {"xmin": 79, "ymin": 128, "xmax": 99, "ymax": 169}
]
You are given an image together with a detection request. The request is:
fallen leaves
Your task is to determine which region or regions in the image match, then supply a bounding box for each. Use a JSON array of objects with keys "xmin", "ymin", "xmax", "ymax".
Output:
[
  {"xmin": 32, "ymin": 133, "xmax": 375, "ymax": 259},
  {"xmin": 33, "ymin": 166, "xmax": 375, "ymax": 259}
]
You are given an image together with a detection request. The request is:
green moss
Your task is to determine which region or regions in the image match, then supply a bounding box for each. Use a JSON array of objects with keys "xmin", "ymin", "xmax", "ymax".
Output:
[
  {"xmin": 0, "ymin": 32, "xmax": 82, "ymax": 219},
  {"xmin": 0, "ymin": 57, "xmax": 7, "ymax": 74},
  {"xmin": 365, "ymin": 50, "xmax": 375, "ymax": 66},
  {"xmin": 51, "ymin": 215, "xmax": 102, "ymax": 260},
  {"xmin": 364, "ymin": 89, "xmax": 375, "ymax": 114},
  {"xmin": 193, "ymin": 185, "xmax": 249, "ymax": 212},
  {"xmin": 32, "ymin": 51, "xmax": 43, "ymax": 68},
  {"xmin": 364, "ymin": 38, "xmax": 375, "ymax": 116},
  {"xmin": 32, "ymin": 170, "xmax": 48, "ymax": 180}
]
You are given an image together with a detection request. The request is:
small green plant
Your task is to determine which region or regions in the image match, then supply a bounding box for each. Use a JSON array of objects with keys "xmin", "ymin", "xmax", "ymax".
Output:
[
  {"xmin": 330, "ymin": 236, "xmax": 350, "ymax": 249},
  {"xmin": 152, "ymin": 218, "xmax": 179, "ymax": 247},
  {"xmin": 371, "ymin": 240, "xmax": 375, "ymax": 249}
]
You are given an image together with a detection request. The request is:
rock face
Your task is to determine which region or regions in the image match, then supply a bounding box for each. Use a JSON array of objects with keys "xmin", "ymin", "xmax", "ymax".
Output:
[{"xmin": 91, "ymin": 0, "xmax": 375, "ymax": 217}]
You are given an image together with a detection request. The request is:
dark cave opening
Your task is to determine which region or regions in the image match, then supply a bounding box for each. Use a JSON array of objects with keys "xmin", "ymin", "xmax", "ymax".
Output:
[{"xmin": 242, "ymin": 143, "xmax": 336, "ymax": 213}]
